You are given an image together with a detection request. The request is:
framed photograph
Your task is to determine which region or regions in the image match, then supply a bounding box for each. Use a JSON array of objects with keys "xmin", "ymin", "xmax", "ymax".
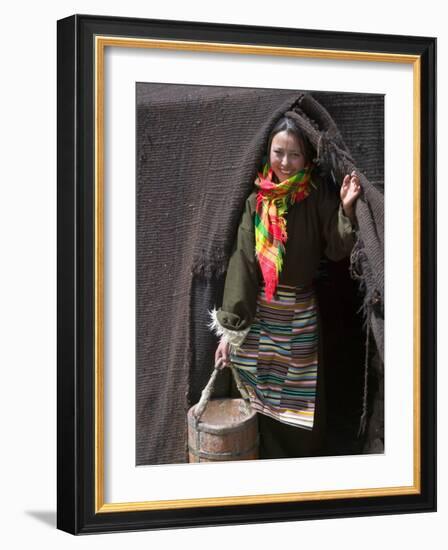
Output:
[{"xmin": 57, "ymin": 14, "xmax": 436, "ymax": 534}]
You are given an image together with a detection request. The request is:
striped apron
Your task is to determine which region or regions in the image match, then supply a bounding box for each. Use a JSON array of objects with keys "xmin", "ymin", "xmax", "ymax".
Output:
[{"xmin": 230, "ymin": 283, "xmax": 318, "ymax": 430}]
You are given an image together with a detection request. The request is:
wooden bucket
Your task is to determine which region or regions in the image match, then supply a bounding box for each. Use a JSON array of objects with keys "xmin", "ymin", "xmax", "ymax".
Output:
[{"xmin": 187, "ymin": 362, "xmax": 258, "ymax": 463}]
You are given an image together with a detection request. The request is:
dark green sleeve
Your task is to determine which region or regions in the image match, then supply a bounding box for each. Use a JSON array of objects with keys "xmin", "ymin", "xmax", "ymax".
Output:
[
  {"xmin": 318, "ymin": 181, "xmax": 356, "ymax": 262},
  {"xmin": 209, "ymin": 193, "xmax": 260, "ymax": 342}
]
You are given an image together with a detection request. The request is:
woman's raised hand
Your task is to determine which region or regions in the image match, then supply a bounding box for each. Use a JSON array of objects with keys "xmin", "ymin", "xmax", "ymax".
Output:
[{"xmin": 340, "ymin": 171, "xmax": 361, "ymax": 220}]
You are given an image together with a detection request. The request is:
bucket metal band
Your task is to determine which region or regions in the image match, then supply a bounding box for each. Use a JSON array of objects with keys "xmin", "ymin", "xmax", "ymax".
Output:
[
  {"xmin": 188, "ymin": 413, "xmax": 257, "ymax": 435},
  {"xmin": 188, "ymin": 437, "xmax": 260, "ymax": 461}
]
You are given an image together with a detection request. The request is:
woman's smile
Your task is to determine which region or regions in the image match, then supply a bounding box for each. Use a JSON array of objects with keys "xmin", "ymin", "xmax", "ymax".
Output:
[{"xmin": 280, "ymin": 169, "xmax": 292, "ymax": 176}]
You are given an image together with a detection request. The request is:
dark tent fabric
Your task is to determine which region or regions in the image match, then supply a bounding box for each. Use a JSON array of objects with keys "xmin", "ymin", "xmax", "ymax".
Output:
[{"xmin": 136, "ymin": 84, "xmax": 384, "ymax": 465}]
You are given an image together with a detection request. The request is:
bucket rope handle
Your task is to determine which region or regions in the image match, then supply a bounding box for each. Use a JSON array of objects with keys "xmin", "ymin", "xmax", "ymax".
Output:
[{"xmin": 193, "ymin": 359, "xmax": 252, "ymax": 425}]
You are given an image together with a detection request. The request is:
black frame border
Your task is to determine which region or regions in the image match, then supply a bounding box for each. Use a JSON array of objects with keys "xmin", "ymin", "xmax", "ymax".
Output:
[{"xmin": 57, "ymin": 14, "xmax": 436, "ymax": 534}]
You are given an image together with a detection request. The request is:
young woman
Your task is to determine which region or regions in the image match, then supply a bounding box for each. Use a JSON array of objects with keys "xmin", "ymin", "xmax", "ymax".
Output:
[{"xmin": 209, "ymin": 115, "xmax": 361, "ymax": 459}]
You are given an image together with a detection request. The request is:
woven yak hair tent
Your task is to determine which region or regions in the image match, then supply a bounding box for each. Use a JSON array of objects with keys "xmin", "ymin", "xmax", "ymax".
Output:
[{"xmin": 136, "ymin": 84, "xmax": 384, "ymax": 465}]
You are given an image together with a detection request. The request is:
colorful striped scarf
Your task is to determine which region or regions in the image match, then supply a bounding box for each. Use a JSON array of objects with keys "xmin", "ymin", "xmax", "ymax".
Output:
[{"xmin": 254, "ymin": 163, "xmax": 313, "ymax": 301}]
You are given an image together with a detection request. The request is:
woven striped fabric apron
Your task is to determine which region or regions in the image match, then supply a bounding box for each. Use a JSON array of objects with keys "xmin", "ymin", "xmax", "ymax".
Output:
[{"xmin": 230, "ymin": 283, "xmax": 318, "ymax": 430}]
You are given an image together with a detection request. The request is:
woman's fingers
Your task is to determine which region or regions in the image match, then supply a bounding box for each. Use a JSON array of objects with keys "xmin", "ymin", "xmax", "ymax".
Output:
[
  {"xmin": 340, "ymin": 174, "xmax": 350, "ymax": 201},
  {"xmin": 348, "ymin": 173, "xmax": 361, "ymax": 193},
  {"xmin": 341, "ymin": 171, "xmax": 362, "ymax": 211},
  {"xmin": 215, "ymin": 340, "xmax": 230, "ymax": 368},
  {"xmin": 350, "ymin": 171, "xmax": 361, "ymax": 187},
  {"xmin": 351, "ymin": 177, "xmax": 361, "ymax": 198},
  {"xmin": 222, "ymin": 341, "xmax": 229, "ymax": 364}
]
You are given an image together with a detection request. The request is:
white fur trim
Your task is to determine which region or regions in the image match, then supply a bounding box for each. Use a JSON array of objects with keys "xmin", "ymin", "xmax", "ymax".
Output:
[{"xmin": 208, "ymin": 307, "xmax": 250, "ymax": 351}]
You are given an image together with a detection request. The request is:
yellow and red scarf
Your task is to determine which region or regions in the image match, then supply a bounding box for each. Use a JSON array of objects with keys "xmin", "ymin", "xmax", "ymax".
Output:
[{"xmin": 254, "ymin": 163, "xmax": 313, "ymax": 301}]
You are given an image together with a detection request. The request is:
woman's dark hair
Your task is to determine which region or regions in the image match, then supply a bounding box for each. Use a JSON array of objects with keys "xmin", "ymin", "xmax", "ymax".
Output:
[{"xmin": 266, "ymin": 116, "xmax": 314, "ymax": 165}]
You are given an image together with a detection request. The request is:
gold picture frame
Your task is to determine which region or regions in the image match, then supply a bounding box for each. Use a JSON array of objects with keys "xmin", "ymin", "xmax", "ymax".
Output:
[{"xmin": 57, "ymin": 14, "xmax": 436, "ymax": 534}]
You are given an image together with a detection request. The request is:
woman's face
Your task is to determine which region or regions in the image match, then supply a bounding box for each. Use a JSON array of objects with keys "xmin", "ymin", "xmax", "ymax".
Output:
[{"xmin": 269, "ymin": 130, "xmax": 306, "ymax": 183}]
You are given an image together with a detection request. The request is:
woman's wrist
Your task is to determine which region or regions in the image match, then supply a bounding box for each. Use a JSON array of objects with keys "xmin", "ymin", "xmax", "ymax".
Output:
[{"xmin": 341, "ymin": 203, "xmax": 355, "ymax": 224}]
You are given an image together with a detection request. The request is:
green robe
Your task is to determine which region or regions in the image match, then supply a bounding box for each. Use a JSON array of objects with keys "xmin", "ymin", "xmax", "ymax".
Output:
[{"xmin": 216, "ymin": 179, "xmax": 356, "ymax": 333}]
